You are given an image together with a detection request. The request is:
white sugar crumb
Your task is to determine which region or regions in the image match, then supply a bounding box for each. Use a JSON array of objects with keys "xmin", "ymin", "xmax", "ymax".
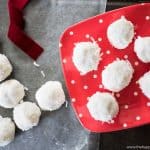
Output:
[
  {"xmin": 102, "ymin": 60, "xmax": 134, "ymax": 92},
  {"xmin": 90, "ymin": 37, "xmax": 96, "ymax": 44},
  {"xmin": 65, "ymin": 101, "xmax": 68, "ymax": 108},
  {"xmin": 134, "ymin": 36, "xmax": 150, "ymax": 63},
  {"xmin": 33, "ymin": 61, "xmax": 40, "ymax": 67},
  {"xmin": 72, "ymin": 42, "xmax": 101, "ymax": 74},
  {"xmin": 41, "ymin": 70, "xmax": 45, "ymax": 78},
  {"xmin": 139, "ymin": 71, "xmax": 150, "ymax": 99},
  {"xmin": 107, "ymin": 16, "xmax": 134, "ymax": 49},
  {"xmin": 87, "ymin": 92, "xmax": 119, "ymax": 122},
  {"xmin": 24, "ymin": 86, "xmax": 29, "ymax": 91}
]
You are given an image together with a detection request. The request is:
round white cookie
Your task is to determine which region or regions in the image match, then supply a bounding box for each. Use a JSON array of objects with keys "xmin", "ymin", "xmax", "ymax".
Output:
[
  {"xmin": 87, "ymin": 92, "xmax": 119, "ymax": 122},
  {"xmin": 0, "ymin": 116, "xmax": 15, "ymax": 147},
  {"xmin": 139, "ymin": 71, "xmax": 150, "ymax": 99},
  {"xmin": 107, "ymin": 16, "xmax": 134, "ymax": 49},
  {"xmin": 134, "ymin": 36, "xmax": 150, "ymax": 63},
  {"xmin": 0, "ymin": 79, "xmax": 25, "ymax": 108},
  {"xmin": 13, "ymin": 102, "xmax": 41, "ymax": 131},
  {"xmin": 35, "ymin": 81, "xmax": 65, "ymax": 111},
  {"xmin": 0, "ymin": 54, "xmax": 12, "ymax": 82},
  {"xmin": 102, "ymin": 60, "xmax": 134, "ymax": 92},
  {"xmin": 72, "ymin": 42, "xmax": 101, "ymax": 75}
]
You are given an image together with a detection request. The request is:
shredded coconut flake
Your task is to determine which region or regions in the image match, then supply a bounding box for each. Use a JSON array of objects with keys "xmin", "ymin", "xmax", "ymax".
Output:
[
  {"xmin": 33, "ymin": 61, "xmax": 40, "ymax": 67},
  {"xmin": 41, "ymin": 70, "xmax": 45, "ymax": 78}
]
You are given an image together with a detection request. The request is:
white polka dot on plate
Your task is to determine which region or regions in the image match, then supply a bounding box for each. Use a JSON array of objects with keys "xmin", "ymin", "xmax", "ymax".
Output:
[
  {"xmin": 71, "ymin": 98, "xmax": 76, "ymax": 102},
  {"xmin": 136, "ymin": 81, "xmax": 139, "ymax": 84},
  {"xmin": 106, "ymin": 50, "xmax": 110, "ymax": 55},
  {"xmin": 79, "ymin": 113, "xmax": 83, "ymax": 118},
  {"xmin": 124, "ymin": 55, "xmax": 128, "ymax": 59},
  {"xmin": 124, "ymin": 105, "xmax": 129, "ymax": 109},
  {"xmin": 93, "ymin": 74, "xmax": 97, "ymax": 79},
  {"xmin": 62, "ymin": 59, "xmax": 67, "ymax": 64},
  {"xmin": 134, "ymin": 91, "xmax": 138, "ymax": 96},
  {"xmin": 85, "ymin": 34, "xmax": 90, "ymax": 39},
  {"xmin": 123, "ymin": 123, "xmax": 127, "ymax": 128},
  {"xmin": 69, "ymin": 31, "xmax": 74, "ymax": 35},
  {"xmin": 145, "ymin": 16, "xmax": 150, "ymax": 20},
  {"xmin": 110, "ymin": 120, "xmax": 115, "ymax": 124},
  {"xmin": 134, "ymin": 61, "xmax": 139, "ymax": 66},
  {"xmin": 71, "ymin": 80, "xmax": 76, "ymax": 84},
  {"xmin": 147, "ymin": 102, "xmax": 150, "ymax": 107},
  {"xmin": 59, "ymin": 43, "xmax": 62, "ymax": 48},
  {"xmin": 136, "ymin": 116, "xmax": 141, "ymax": 121},
  {"xmin": 116, "ymin": 93, "xmax": 120, "ymax": 98},
  {"xmin": 99, "ymin": 84, "xmax": 103, "ymax": 89},
  {"xmin": 99, "ymin": 19, "xmax": 103, "ymax": 23},
  {"xmin": 83, "ymin": 85, "xmax": 88, "ymax": 90},
  {"xmin": 98, "ymin": 37, "xmax": 102, "ymax": 42}
]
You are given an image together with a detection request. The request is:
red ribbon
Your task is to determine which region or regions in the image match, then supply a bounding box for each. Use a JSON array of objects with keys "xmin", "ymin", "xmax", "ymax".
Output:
[{"xmin": 8, "ymin": 0, "xmax": 43, "ymax": 60}]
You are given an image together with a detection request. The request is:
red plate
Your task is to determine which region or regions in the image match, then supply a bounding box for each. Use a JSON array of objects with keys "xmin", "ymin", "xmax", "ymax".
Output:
[{"xmin": 59, "ymin": 3, "xmax": 150, "ymax": 132}]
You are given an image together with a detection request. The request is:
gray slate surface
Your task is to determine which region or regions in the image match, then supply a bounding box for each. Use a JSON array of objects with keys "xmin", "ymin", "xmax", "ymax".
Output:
[{"xmin": 0, "ymin": 0, "xmax": 106, "ymax": 150}]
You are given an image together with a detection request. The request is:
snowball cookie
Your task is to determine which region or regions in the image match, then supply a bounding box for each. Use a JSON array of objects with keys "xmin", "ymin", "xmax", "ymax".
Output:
[
  {"xmin": 0, "ymin": 79, "xmax": 25, "ymax": 108},
  {"xmin": 0, "ymin": 54, "xmax": 12, "ymax": 82},
  {"xmin": 134, "ymin": 37, "xmax": 150, "ymax": 63},
  {"xmin": 13, "ymin": 102, "xmax": 41, "ymax": 131},
  {"xmin": 107, "ymin": 16, "xmax": 134, "ymax": 49},
  {"xmin": 87, "ymin": 92, "xmax": 119, "ymax": 122},
  {"xmin": 139, "ymin": 71, "xmax": 150, "ymax": 99},
  {"xmin": 0, "ymin": 116, "xmax": 15, "ymax": 147},
  {"xmin": 72, "ymin": 42, "xmax": 101, "ymax": 75},
  {"xmin": 35, "ymin": 81, "xmax": 65, "ymax": 111},
  {"xmin": 102, "ymin": 60, "xmax": 134, "ymax": 92}
]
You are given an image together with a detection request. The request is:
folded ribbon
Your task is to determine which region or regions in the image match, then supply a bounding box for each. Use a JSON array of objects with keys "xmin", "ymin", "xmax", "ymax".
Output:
[{"xmin": 8, "ymin": 0, "xmax": 43, "ymax": 60}]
